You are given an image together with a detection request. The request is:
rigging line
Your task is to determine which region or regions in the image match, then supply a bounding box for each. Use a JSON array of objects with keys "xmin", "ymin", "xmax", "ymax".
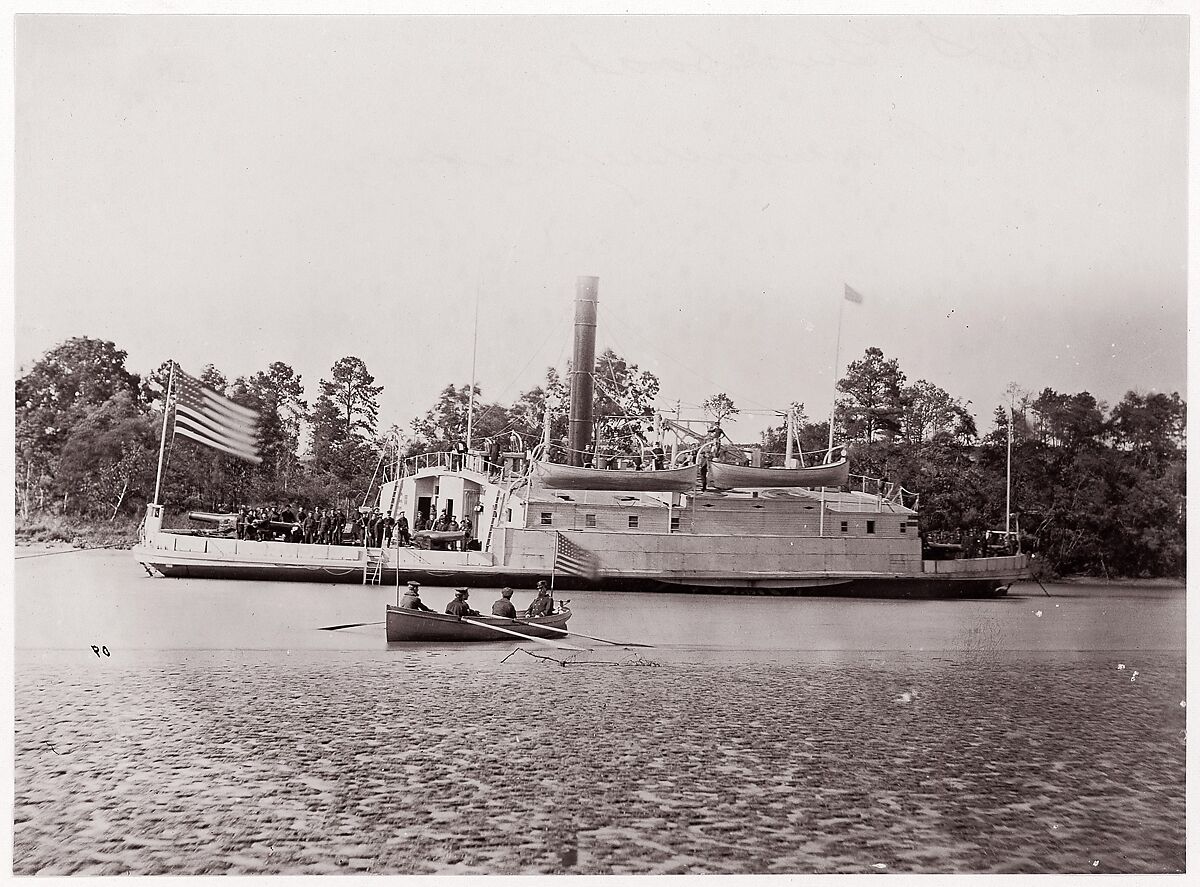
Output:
[
  {"xmin": 601, "ymin": 305, "xmax": 775, "ymax": 413},
  {"xmin": 594, "ymin": 333, "xmax": 658, "ymax": 418},
  {"xmin": 462, "ymin": 308, "xmax": 572, "ymax": 437},
  {"xmin": 653, "ymin": 403, "xmax": 788, "ymax": 418},
  {"xmin": 465, "ymin": 408, "xmax": 523, "ymax": 440},
  {"xmin": 601, "ymin": 303, "xmax": 728, "ymax": 394},
  {"xmin": 596, "ymin": 412, "xmax": 663, "ymax": 421},
  {"xmin": 486, "ymin": 307, "xmax": 574, "ymax": 405},
  {"xmin": 551, "ymin": 320, "xmax": 572, "ymax": 390}
]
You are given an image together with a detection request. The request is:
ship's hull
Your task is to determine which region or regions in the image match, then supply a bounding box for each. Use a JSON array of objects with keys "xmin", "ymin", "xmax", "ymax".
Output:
[{"xmin": 134, "ymin": 536, "xmax": 1025, "ymax": 598}]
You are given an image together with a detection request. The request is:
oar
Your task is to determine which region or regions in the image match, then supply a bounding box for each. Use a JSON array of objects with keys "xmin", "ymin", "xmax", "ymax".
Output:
[
  {"xmin": 460, "ymin": 617, "xmax": 588, "ymax": 651},
  {"xmin": 317, "ymin": 621, "xmax": 385, "ymax": 631},
  {"xmin": 513, "ymin": 622, "xmax": 653, "ymax": 648}
]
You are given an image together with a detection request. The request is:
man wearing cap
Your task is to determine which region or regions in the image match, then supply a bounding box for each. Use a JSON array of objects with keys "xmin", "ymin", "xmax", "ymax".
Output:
[
  {"xmin": 526, "ymin": 581, "xmax": 555, "ymax": 618},
  {"xmin": 491, "ymin": 587, "xmax": 517, "ymax": 619},
  {"xmin": 397, "ymin": 581, "xmax": 433, "ymax": 612},
  {"xmin": 445, "ymin": 588, "xmax": 480, "ymax": 618},
  {"xmin": 652, "ymin": 441, "xmax": 666, "ymax": 470}
]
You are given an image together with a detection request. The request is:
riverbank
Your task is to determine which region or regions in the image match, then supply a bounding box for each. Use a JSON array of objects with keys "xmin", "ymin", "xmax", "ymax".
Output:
[
  {"xmin": 14, "ymin": 514, "xmax": 140, "ymax": 550},
  {"xmin": 1054, "ymin": 576, "xmax": 1185, "ymax": 588}
]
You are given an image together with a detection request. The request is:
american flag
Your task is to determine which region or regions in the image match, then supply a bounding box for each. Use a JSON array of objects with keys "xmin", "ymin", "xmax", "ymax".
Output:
[
  {"xmin": 554, "ymin": 532, "xmax": 599, "ymax": 580},
  {"xmin": 844, "ymin": 283, "xmax": 865, "ymax": 304},
  {"xmin": 174, "ymin": 370, "xmax": 262, "ymax": 464}
]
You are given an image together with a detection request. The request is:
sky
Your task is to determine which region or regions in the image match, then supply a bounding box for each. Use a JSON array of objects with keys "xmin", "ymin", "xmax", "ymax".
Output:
[{"xmin": 12, "ymin": 12, "xmax": 1189, "ymax": 444}]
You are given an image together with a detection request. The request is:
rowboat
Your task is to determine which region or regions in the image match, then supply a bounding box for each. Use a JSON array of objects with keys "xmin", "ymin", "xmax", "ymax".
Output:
[{"xmin": 385, "ymin": 605, "xmax": 572, "ymax": 642}]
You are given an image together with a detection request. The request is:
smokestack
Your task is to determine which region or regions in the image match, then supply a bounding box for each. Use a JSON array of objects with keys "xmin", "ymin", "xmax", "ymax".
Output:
[{"xmin": 568, "ymin": 276, "xmax": 599, "ymax": 467}]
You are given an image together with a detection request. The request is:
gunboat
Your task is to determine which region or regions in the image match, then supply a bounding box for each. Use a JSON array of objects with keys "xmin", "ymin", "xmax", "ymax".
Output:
[{"xmin": 133, "ymin": 277, "xmax": 1029, "ymax": 598}]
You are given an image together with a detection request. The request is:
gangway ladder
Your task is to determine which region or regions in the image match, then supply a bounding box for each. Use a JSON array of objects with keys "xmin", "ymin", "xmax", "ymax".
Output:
[
  {"xmin": 483, "ymin": 487, "xmax": 507, "ymax": 554},
  {"xmin": 363, "ymin": 548, "xmax": 385, "ymax": 585}
]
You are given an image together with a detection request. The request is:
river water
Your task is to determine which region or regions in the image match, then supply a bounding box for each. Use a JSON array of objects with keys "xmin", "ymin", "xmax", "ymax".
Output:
[{"xmin": 13, "ymin": 549, "xmax": 1187, "ymax": 875}]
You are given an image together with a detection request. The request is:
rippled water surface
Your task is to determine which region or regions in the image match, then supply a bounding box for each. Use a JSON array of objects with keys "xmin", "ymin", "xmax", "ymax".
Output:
[{"xmin": 13, "ymin": 549, "xmax": 1187, "ymax": 875}]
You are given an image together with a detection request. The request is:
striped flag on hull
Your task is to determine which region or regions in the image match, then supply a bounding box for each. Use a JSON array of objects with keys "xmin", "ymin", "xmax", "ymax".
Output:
[
  {"xmin": 174, "ymin": 371, "xmax": 262, "ymax": 464},
  {"xmin": 554, "ymin": 531, "xmax": 600, "ymax": 581}
]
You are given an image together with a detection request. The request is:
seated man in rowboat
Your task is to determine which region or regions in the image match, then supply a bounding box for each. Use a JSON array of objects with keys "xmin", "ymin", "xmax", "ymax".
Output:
[
  {"xmin": 445, "ymin": 588, "xmax": 481, "ymax": 618},
  {"xmin": 525, "ymin": 581, "xmax": 555, "ymax": 618},
  {"xmin": 491, "ymin": 587, "xmax": 517, "ymax": 619},
  {"xmin": 397, "ymin": 581, "xmax": 434, "ymax": 612}
]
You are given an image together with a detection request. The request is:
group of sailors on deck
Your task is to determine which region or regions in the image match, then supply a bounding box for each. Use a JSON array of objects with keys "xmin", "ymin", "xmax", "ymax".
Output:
[
  {"xmin": 230, "ymin": 500, "xmax": 480, "ymax": 551},
  {"xmin": 397, "ymin": 580, "xmax": 558, "ymax": 618},
  {"xmin": 233, "ymin": 504, "xmax": 410, "ymax": 547}
]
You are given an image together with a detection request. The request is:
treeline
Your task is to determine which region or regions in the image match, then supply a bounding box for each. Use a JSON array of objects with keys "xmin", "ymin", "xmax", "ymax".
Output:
[
  {"xmin": 14, "ymin": 337, "xmax": 1186, "ymax": 578},
  {"xmin": 12, "ymin": 337, "xmax": 656, "ymax": 521},
  {"xmin": 759, "ymin": 347, "xmax": 1186, "ymax": 578}
]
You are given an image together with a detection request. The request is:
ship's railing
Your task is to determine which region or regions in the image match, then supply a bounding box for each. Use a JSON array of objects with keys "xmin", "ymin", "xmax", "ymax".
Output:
[
  {"xmin": 671, "ymin": 442, "xmax": 845, "ymax": 468},
  {"xmin": 380, "ymin": 450, "xmax": 516, "ymax": 485},
  {"xmin": 844, "ymin": 474, "xmax": 920, "ymax": 512},
  {"xmin": 381, "ymin": 450, "xmax": 920, "ymax": 512}
]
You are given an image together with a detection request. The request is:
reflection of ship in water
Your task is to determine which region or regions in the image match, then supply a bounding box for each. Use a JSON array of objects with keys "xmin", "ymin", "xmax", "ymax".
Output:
[{"xmin": 134, "ymin": 276, "xmax": 1027, "ymax": 598}]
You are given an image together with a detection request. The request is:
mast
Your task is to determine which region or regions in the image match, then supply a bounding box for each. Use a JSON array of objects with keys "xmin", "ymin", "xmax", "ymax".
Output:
[
  {"xmin": 784, "ymin": 405, "xmax": 795, "ymax": 466},
  {"xmin": 465, "ymin": 283, "xmax": 480, "ymax": 454},
  {"xmin": 568, "ymin": 276, "xmax": 599, "ymax": 467}
]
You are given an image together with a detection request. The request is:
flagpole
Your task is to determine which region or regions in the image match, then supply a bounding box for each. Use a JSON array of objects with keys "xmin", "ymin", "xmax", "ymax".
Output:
[
  {"xmin": 465, "ymin": 283, "xmax": 480, "ymax": 454},
  {"xmin": 1006, "ymin": 401, "xmax": 1013, "ymax": 537},
  {"xmin": 827, "ymin": 292, "xmax": 846, "ymax": 455},
  {"xmin": 153, "ymin": 362, "xmax": 175, "ymax": 506},
  {"xmin": 821, "ymin": 290, "xmax": 850, "ymax": 539}
]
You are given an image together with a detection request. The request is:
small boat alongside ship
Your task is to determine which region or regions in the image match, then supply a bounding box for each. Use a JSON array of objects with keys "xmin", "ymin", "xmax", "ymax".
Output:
[
  {"xmin": 133, "ymin": 276, "xmax": 1029, "ymax": 599},
  {"xmin": 385, "ymin": 606, "xmax": 573, "ymax": 643}
]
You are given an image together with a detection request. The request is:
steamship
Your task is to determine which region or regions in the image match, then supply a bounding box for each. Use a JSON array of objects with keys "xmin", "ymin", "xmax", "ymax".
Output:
[{"xmin": 133, "ymin": 278, "xmax": 1028, "ymax": 598}]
